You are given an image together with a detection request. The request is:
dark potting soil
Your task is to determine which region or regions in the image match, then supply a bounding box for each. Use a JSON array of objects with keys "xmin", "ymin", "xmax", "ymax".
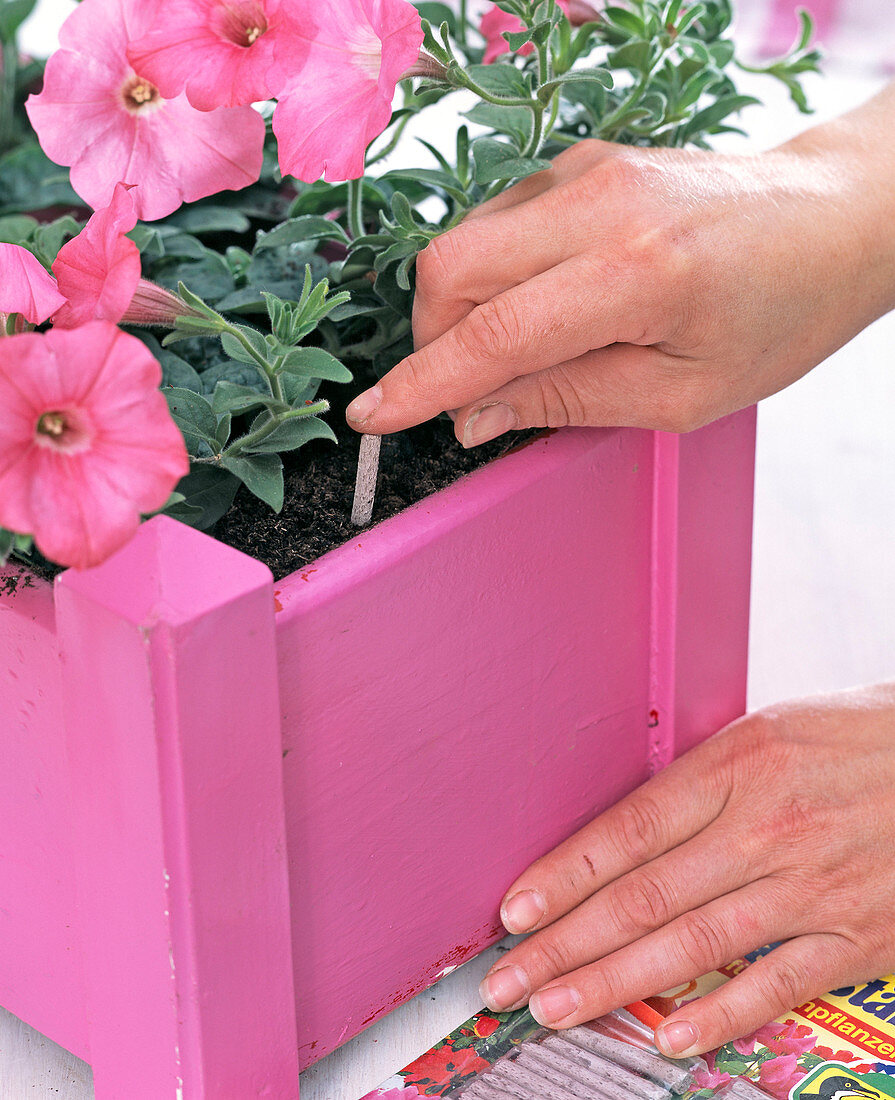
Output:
[{"xmin": 216, "ymin": 416, "xmax": 542, "ymax": 581}]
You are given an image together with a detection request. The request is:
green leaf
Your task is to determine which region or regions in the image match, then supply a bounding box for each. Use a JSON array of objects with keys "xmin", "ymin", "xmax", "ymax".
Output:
[
  {"xmin": 0, "ymin": 142, "xmax": 82, "ymax": 216},
  {"xmin": 221, "ymin": 454, "xmax": 284, "ymax": 512},
  {"xmin": 243, "ymin": 416, "xmax": 337, "ymax": 454},
  {"xmin": 278, "ymin": 347, "xmax": 352, "ymax": 382},
  {"xmin": 414, "ymin": 2, "xmax": 456, "ymax": 34},
  {"xmin": 603, "ymin": 5, "xmax": 646, "ymax": 36},
  {"xmin": 164, "ymin": 206, "xmax": 251, "ymax": 234},
  {"xmin": 681, "ymin": 93, "xmax": 759, "ymax": 138},
  {"xmin": 0, "ymin": 527, "xmax": 15, "ymax": 565},
  {"xmin": 540, "ymin": 68, "xmax": 614, "ymax": 100},
  {"xmin": 165, "ymin": 388, "xmax": 220, "ymax": 456},
  {"xmin": 0, "ymin": 214, "xmax": 37, "ymax": 245},
  {"xmin": 221, "ymin": 325, "xmax": 270, "ymax": 366},
  {"xmin": 381, "ymin": 167, "xmax": 469, "ymax": 207},
  {"xmin": 0, "ymin": 0, "xmax": 38, "ymax": 44},
  {"xmin": 472, "ymin": 138, "xmax": 551, "ymax": 185},
  {"xmin": 165, "ymin": 466, "xmax": 240, "ymax": 530},
  {"xmin": 254, "ymin": 215, "xmax": 350, "ymax": 251},
  {"xmin": 464, "ymin": 102, "xmax": 534, "ymax": 150},
  {"xmin": 30, "ymin": 215, "xmax": 81, "ymax": 267},
  {"xmin": 211, "ymin": 382, "xmax": 286, "ymax": 417},
  {"xmin": 466, "ymin": 63, "xmax": 532, "ymax": 101}
]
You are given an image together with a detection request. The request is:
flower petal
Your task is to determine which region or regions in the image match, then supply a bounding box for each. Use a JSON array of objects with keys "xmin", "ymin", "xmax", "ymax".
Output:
[
  {"xmin": 52, "ymin": 182, "xmax": 141, "ymax": 329},
  {"xmin": 0, "ymin": 244, "xmax": 67, "ymax": 324}
]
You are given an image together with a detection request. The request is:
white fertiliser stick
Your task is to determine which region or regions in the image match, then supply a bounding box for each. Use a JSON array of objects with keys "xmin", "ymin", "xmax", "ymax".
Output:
[{"xmin": 351, "ymin": 433, "xmax": 381, "ymax": 527}]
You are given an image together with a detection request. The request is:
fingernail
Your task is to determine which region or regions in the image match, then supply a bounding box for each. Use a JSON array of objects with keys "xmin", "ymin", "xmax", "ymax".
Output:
[
  {"xmin": 501, "ymin": 890, "xmax": 546, "ymax": 934},
  {"xmin": 462, "ymin": 403, "xmax": 517, "ymax": 448},
  {"xmin": 530, "ymin": 985, "xmax": 581, "ymax": 1025},
  {"xmin": 479, "ymin": 966, "xmax": 529, "ymax": 1012},
  {"xmin": 346, "ymin": 384, "xmax": 382, "ymax": 425},
  {"xmin": 656, "ymin": 1020, "xmax": 701, "ymax": 1057}
]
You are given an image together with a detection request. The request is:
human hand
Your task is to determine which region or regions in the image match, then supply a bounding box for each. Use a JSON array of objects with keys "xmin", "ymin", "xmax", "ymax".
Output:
[
  {"xmin": 475, "ymin": 684, "xmax": 895, "ymax": 1058},
  {"xmin": 346, "ymin": 89, "xmax": 895, "ymax": 444}
]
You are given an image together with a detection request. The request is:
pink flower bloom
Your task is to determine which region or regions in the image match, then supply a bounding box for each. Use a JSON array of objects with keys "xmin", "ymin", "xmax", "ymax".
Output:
[
  {"xmin": 754, "ymin": 1019, "xmax": 816, "ymax": 1058},
  {"xmin": 51, "ymin": 183, "xmax": 141, "ymax": 330},
  {"xmin": 0, "ymin": 244, "xmax": 67, "ymax": 325},
  {"xmin": 273, "ymin": 0, "xmax": 423, "ymax": 182},
  {"xmin": 480, "ymin": 0, "xmax": 600, "ymax": 63},
  {"xmin": 0, "ymin": 323, "xmax": 189, "ymax": 570},
  {"xmin": 127, "ymin": 0, "xmax": 310, "ymax": 112},
  {"xmin": 732, "ymin": 1035, "xmax": 757, "ymax": 1056},
  {"xmin": 25, "ymin": 0, "xmax": 265, "ymax": 221},
  {"xmin": 758, "ymin": 1053, "xmax": 805, "ymax": 1100}
]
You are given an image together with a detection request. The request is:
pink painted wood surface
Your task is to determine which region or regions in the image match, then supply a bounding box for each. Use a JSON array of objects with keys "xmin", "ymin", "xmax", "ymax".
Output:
[
  {"xmin": 0, "ymin": 414, "xmax": 755, "ymax": 1092},
  {"xmin": 273, "ymin": 415, "xmax": 755, "ymax": 1067},
  {"xmin": 0, "ymin": 567, "xmax": 89, "ymax": 1059},
  {"xmin": 55, "ymin": 518, "xmax": 299, "ymax": 1098}
]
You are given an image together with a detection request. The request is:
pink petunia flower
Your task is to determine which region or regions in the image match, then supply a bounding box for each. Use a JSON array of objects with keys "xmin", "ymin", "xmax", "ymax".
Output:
[
  {"xmin": 127, "ymin": 0, "xmax": 312, "ymax": 112},
  {"xmin": 272, "ymin": 0, "xmax": 423, "ymax": 182},
  {"xmin": 0, "ymin": 244, "xmax": 67, "ymax": 326},
  {"xmin": 480, "ymin": 0, "xmax": 600, "ymax": 64},
  {"xmin": 51, "ymin": 183, "xmax": 141, "ymax": 330},
  {"xmin": 0, "ymin": 322, "xmax": 189, "ymax": 569},
  {"xmin": 758, "ymin": 1053, "xmax": 805, "ymax": 1100},
  {"xmin": 25, "ymin": 0, "xmax": 265, "ymax": 221},
  {"xmin": 753, "ymin": 1020, "xmax": 817, "ymax": 1058}
]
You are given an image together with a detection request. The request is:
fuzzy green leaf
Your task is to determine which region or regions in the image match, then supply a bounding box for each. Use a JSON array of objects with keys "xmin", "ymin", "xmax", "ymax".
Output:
[
  {"xmin": 221, "ymin": 454, "xmax": 284, "ymax": 512},
  {"xmin": 243, "ymin": 416, "xmax": 337, "ymax": 454},
  {"xmin": 472, "ymin": 138, "xmax": 551, "ymax": 185},
  {"xmin": 278, "ymin": 347, "xmax": 352, "ymax": 382}
]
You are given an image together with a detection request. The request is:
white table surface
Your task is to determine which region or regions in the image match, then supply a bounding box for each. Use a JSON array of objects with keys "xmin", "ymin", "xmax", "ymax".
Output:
[{"xmin": 3, "ymin": 4, "xmax": 893, "ymax": 1096}]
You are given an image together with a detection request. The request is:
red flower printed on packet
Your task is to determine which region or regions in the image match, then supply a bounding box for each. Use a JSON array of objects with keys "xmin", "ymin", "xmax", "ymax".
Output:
[
  {"xmin": 0, "ymin": 324, "xmax": 189, "ymax": 570},
  {"xmin": 402, "ymin": 1042, "xmax": 491, "ymax": 1091},
  {"xmin": 25, "ymin": 0, "xmax": 265, "ymax": 220}
]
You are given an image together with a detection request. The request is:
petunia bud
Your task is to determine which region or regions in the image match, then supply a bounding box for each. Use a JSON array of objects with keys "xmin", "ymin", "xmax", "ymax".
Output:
[
  {"xmin": 401, "ymin": 52, "xmax": 449, "ymax": 81},
  {"xmin": 566, "ymin": 0, "xmax": 602, "ymax": 24},
  {"xmin": 121, "ymin": 280, "xmax": 208, "ymax": 328}
]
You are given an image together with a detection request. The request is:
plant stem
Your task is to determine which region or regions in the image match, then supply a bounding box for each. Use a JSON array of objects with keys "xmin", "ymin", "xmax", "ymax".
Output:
[
  {"xmin": 347, "ymin": 177, "xmax": 365, "ymax": 239},
  {"xmin": 458, "ymin": 0, "xmax": 469, "ymax": 49},
  {"xmin": 225, "ymin": 400, "xmax": 330, "ymax": 456},
  {"xmin": 454, "ymin": 66, "xmax": 539, "ymax": 109},
  {"xmin": 220, "ymin": 321, "xmax": 285, "ymax": 402},
  {"xmin": 367, "ymin": 112, "xmax": 413, "ymax": 168},
  {"xmin": 0, "ymin": 39, "xmax": 18, "ymax": 154}
]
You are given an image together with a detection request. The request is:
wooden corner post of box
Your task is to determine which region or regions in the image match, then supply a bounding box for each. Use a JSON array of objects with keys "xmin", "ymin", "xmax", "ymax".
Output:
[
  {"xmin": 55, "ymin": 516, "xmax": 299, "ymax": 1100},
  {"xmin": 650, "ymin": 407, "xmax": 757, "ymax": 770}
]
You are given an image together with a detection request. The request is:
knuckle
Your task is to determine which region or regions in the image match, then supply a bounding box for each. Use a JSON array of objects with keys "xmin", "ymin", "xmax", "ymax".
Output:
[
  {"xmin": 705, "ymin": 994, "xmax": 742, "ymax": 1041},
  {"xmin": 535, "ymin": 367, "xmax": 588, "ymax": 428},
  {"xmin": 612, "ymin": 870, "xmax": 677, "ymax": 933},
  {"xmin": 676, "ymin": 911, "xmax": 730, "ymax": 971},
  {"xmin": 416, "ymin": 232, "xmax": 463, "ymax": 297},
  {"xmin": 527, "ymin": 934, "xmax": 575, "ymax": 979},
  {"xmin": 759, "ymin": 957, "xmax": 806, "ymax": 1011},
  {"xmin": 460, "ymin": 296, "xmax": 522, "ymax": 361},
  {"xmin": 612, "ymin": 798, "xmax": 665, "ymax": 866}
]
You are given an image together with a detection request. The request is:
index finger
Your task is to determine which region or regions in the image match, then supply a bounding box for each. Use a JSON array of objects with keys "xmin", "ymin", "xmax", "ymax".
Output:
[
  {"xmin": 498, "ymin": 738, "xmax": 731, "ymax": 936},
  {"xmin": 346, "ymin": 254, "xmax": 654, "ymax": 434}
]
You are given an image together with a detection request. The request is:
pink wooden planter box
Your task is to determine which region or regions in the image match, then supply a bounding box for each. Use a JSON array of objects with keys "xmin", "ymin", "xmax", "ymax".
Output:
[{"xmin": 1, "ymin": 413, "xmax": 755, "ymax": 1098}]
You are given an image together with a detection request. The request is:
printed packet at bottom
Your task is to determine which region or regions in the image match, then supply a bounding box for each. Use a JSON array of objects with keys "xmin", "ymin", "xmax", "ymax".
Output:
[{"xmin": 362, "ymin": 952, "xmax": 895, "ymax": 1100}]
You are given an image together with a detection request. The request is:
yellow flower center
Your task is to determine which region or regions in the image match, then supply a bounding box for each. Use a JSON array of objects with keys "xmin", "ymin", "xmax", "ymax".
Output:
[
  {"xmin": 37, "ymin": 412, "xmax": 67, "ymax": 438},
  {"xmin": 121, "ymin": 74, "xmax": 163, "ymax": 114}
]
